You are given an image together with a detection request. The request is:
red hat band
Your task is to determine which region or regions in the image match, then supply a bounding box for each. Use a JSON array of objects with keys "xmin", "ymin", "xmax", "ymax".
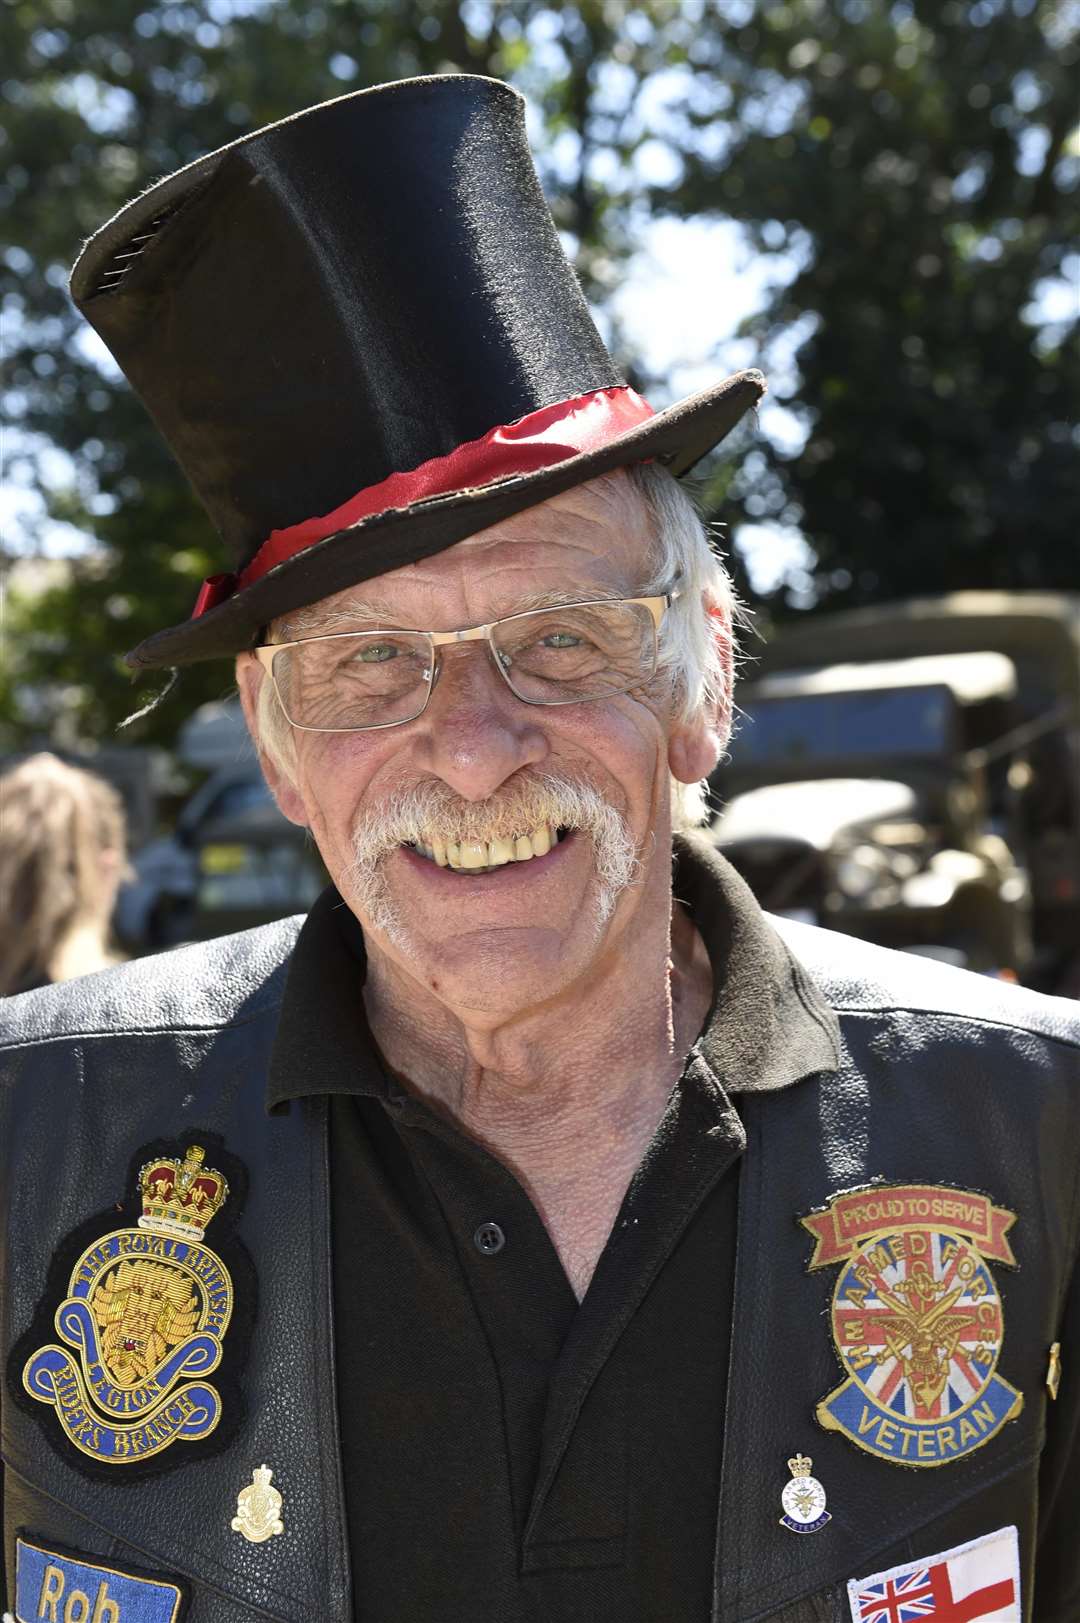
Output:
[{"xmin": 192, "ymin": 385, "xmax": 655, "ymax": 620}]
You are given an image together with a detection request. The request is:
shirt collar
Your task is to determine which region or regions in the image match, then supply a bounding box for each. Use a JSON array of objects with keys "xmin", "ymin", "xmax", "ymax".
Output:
[
  {"xmin": 671, "ymin": 832, "xmax": 840, "ymax": 1093},
  {"xmin": 265, "ymin": 833, "xmax": 839, "ymax": 1112}
]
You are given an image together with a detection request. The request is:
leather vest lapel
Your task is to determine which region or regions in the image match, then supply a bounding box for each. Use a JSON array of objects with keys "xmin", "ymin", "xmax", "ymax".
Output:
[
  {"xmin": 712, "ymin": 1073, "xmax": 1043, "ymax": 1622},
  {"xmin": 5, "ymin": 1019, "xmax": 351, "ymax": 1621},
  {"xmin": 712, "ymin": 1090, "xmax": 858, "ymax": 1623}
]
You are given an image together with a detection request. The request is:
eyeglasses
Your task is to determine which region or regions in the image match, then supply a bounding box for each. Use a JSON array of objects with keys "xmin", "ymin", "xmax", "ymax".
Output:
[{"xmin": 253, "ymin": 587, "xmax": 681, "ymax": 733}]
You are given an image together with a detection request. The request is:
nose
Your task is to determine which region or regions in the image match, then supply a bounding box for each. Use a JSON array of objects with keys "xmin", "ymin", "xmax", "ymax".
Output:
[{"xmin": 413, "ymin": 642, "xmax": 549, "ymax": 801}]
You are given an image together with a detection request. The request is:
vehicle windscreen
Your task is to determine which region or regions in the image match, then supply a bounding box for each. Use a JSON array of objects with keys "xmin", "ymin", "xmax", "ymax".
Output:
[{"xmin": 733, "ymin": 684, "xmax": 955, "ymax": 766}]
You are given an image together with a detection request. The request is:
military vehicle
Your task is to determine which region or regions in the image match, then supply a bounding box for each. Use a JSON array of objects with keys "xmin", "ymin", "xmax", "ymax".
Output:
[
  {"xmin": 117, "ymin": 700, "xmax": 325, "ymax": 947},
  {"xmin": 710, "ymin": 593, "xmax": 1080, "ymax": 992}
]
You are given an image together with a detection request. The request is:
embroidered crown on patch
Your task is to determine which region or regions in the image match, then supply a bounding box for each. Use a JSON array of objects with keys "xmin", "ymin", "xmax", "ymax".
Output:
[{"xmin": 139, "ymin": 1144, "xmax": 228, "ymax": 1240}]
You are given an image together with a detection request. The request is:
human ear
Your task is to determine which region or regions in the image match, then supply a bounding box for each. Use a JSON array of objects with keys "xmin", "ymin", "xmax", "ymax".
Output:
[
  {"xmin": 667, "ymin": 594, "xmax": 733, "ymax": 784},
  {"xmin": 234, "ymin": 653, "xmax": 310, "ymax": 828},
  {"xmin": 668, "ymin": 712, "xmax": 723, "ymax": 785}
]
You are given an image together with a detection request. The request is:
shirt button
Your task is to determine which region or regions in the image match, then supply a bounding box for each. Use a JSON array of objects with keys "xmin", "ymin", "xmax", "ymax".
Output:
[{"xmin": 473, "ymin": 1221, "xmax": 506, "ymax": 1256}]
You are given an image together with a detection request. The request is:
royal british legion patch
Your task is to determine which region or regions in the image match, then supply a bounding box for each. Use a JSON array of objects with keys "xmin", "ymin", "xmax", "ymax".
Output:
[
  {"xmin": 801, "ymin": 1183, "xmax": 1023, "ymax": 1466},
  {"xmin": 22, "ymin": 1144, "xmax": 235, "ymax": 1465}
]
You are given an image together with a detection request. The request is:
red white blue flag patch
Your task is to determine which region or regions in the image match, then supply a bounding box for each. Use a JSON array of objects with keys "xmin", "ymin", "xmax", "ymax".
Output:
[
  {"xmin": 846, "ymin": 1525, "xmax": 1021, "ymax": 1621},
  {"xmin": 802, "ymin": 1184, "xmax": 1023, "ymax": 1466}
]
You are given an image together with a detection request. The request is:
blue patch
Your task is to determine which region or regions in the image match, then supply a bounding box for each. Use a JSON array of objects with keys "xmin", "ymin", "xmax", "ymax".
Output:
[
  {"xmin": 818, "ymin": 1370, "xmax": 1024, "ymax": 1464},
  {"xmin": 15, "ymin": 1538, "xmax": 183, "ymax": 1623}
]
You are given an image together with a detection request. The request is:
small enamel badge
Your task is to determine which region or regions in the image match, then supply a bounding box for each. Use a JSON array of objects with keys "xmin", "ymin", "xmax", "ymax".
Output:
[
  {"xmin": 21, "ymin": 1144, "xmax": 236, "ymax": 1466},
  {"xmin": 801, "ymin": 1183, "xmax": 1023, "ymax": 1467},
  {"xmin": 232, "ymin": 1464, "xmax": 285, "ymax": 1543},
  {"xmin": 779, "ymin": 1453, "xmax": 831, "ymax": 1534}
]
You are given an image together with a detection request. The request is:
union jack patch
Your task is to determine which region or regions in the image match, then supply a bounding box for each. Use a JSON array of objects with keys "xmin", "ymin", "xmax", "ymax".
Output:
[
  {"xmin": 847, "ymin": 1525, "xmax": 1021, "ymax": 1621},
  {"xmin": 801, "ymin": 1183, "xmax": 1024, "ymax": 1466}
]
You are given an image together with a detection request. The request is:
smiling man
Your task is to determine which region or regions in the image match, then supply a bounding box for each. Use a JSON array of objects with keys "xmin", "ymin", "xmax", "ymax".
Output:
[
  {"xmin": 3, "ymin": 74, "xmax": 1079, "ymax": 1623},
  {"xmin": 239, "ymin": 468, "xmax": 725, "ymax": 1315}
]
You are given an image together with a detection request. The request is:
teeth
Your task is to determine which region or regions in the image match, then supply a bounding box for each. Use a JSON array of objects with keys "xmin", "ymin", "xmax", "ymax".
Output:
[{"xmin": 416, "ymin": 824, "xmax": 561, "ymax": 872}]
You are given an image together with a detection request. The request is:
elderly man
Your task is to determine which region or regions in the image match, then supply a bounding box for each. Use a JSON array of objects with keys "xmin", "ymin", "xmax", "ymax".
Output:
[{"xmin": 2, "ymin": 74, "xmax": 1078, "ymax": 1623}]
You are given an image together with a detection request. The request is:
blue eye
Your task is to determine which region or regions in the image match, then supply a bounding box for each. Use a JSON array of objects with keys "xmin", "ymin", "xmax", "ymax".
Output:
[
  {"xmin": 357, "ymin": 642, "xmax": 398, "ymax": 663},
  {"xmin": 541, "ymin": 631, "xmax": 582, "ymax": 649}
]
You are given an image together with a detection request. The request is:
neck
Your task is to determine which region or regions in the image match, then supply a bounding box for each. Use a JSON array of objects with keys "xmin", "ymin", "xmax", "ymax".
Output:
[
  {"xmin": 47, "ymin": 917, "xmax": 115, "ymax": 985},
  {"xmin": 362, "ymin": 886, "xmax": 712, "ymax": 1298}
]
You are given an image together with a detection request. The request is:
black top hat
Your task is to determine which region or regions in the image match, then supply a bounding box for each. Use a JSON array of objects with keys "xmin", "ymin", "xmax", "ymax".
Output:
[{"xmin": 71, "ymin": 74, "xmax": 763, "ymax": 670}]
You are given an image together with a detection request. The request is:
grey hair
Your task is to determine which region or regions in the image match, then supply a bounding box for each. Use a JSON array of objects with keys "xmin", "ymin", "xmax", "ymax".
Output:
[
  {"xmin": 631, "ymin": 462, "xmax": 736, "ymax": 827},
  {"xmin": 252, "ymin": 462, "xmax": 737, "ymax": 830}
]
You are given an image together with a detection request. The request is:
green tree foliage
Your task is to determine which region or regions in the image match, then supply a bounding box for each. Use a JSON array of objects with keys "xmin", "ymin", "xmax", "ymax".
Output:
[
  {"xmin": 1, "ymin": 0, "xmax": 656, "ymax": 746},
  {"xmin": 3, "ymin": 0, "xmax": 1077, "ymax": 748},
  {"xmin": 672, "ymin": 0, "xmax": 1080, "ymax": 609}
]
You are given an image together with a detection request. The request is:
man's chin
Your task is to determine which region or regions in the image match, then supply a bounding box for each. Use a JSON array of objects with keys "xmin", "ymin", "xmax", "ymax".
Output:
[
  {"xmin": 394, "ymin": 924, "xmax": 588, "ymax": 1017},
  {"xmin": 363, "ymin": 882, "xmax": 621, "ymax": 1012}
]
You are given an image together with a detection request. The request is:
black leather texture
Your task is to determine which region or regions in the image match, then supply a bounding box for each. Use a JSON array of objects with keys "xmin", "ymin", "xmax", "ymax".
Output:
[
  {"xmin": 719, "ymin": 918, "xmax": 1080, "ymax": 1622},
  {"xmin": 2, "ymin": 906, "xmax": 1078, "ymax": 1621},
  {"xmin": 1, "ymin": 921, "xmax": 350, "ymax": 1621}
]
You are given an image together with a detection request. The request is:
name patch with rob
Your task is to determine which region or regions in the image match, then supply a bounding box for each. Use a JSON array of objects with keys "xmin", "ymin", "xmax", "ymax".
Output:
[
  {"xmin": 801, "ymin": 1183, "xmax": 1024, "ymax": 1466},
  {"xmin": 18, "ymin": 1142, "xmax": 243, "ymax": 1470},
  {"xmin": 14, "ymin": 1537, "xmax": 184, "ymax": 1623}
]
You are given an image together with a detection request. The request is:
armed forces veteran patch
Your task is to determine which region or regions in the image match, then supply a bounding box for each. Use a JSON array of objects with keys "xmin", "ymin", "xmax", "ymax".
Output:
[
  {"xmin": 12, "ymin": 1138, "xmax": 252, "ymax": 1475},
  {"xmin": 801, "ymin": 1184, "xmax": 1023, "ymax": 1467}
]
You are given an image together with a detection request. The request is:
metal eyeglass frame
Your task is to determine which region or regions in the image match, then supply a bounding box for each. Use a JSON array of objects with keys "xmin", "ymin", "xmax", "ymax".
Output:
[{"xmin": 252, "ymin": 584, "xmax": 682, "ymax": 733}]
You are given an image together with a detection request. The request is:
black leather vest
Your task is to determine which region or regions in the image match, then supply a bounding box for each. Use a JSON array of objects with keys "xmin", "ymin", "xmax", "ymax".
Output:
[{"xmin": 2, "ymin": 912, "xmax": 1078, "ymax": 1621}]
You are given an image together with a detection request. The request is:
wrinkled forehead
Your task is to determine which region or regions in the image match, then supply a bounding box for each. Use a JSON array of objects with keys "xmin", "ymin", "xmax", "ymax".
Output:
[{"xmin": 274, "ymin": 470, "xmax": 656, "ymax": 638}]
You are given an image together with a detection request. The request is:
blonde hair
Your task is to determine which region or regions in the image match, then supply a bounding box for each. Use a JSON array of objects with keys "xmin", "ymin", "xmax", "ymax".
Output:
[
  {"xmin": 0, "ymin": 753, "xmax": 128, "ymax": 995},
  {"xmin": 252, "ymin": 463, "xmax": 737, "ymax": 830}
]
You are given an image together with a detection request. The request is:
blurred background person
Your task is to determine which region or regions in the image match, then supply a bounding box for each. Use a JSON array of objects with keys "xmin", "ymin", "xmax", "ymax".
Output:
[{"xmin": 0, "ymin": 753, "xmax": 129, "ymax": 995}]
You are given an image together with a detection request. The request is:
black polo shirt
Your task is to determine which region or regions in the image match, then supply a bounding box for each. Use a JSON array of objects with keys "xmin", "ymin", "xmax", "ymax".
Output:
[{"xmin": 267, "ymin": 837, "xmax": 839, "ymax": 1622}]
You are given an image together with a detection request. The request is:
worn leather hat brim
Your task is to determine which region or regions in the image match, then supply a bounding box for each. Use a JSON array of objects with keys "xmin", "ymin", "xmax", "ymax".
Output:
[{"xmin": 125, "ymin": 369, "xmax": 763, "ymax": 670}]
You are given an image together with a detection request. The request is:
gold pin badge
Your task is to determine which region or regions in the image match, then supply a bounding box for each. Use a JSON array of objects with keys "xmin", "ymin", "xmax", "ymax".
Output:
[
  {"xmin": 232, "ymin": 1464, "xmax": 284, "ymax": 1543},
  {"xmin": 1046, "ymin": 1341, "xmax": 1062, "ymax": 1401}
]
